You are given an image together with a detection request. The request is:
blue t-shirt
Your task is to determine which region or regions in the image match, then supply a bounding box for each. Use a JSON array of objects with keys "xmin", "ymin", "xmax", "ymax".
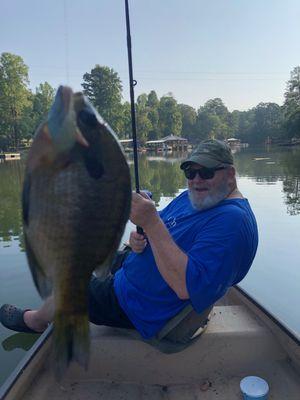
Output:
[{"xmin": 114, "ymin": 190, "xmax": 258, "ymax": 339}]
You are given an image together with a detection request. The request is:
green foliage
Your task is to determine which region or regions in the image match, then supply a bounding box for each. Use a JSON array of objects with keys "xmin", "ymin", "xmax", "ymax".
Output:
[
  {"xmin": 119, "ymin": 101, "xmax": 132, "ymax": 139},
  {"xmin": 283, "ymin": 67, "xmax": 300, "ymax": 138},
  {"xmin": 0, "ymin": 54, "xmax": 300, "ymax": 147},
  {"xmin": 0, "ymin": 53, "xmax": 31, "ymax": 150},
  {"xmin": 196, "ymin": 98, "xmax": 232, "ymax": 141},
  {"xmin": 82, "ymin": 65, "xmax": 123, "ymax": 133},
  {"xmin": 32, "ymin": 82, "xmax": 55, "ymax": 130},
  {"xmin": 147, "ymin": 91, "xmax": 159, "ymax": 140},
  {"xmin": 233, "ymin": 103, "xmax": 283, "ymax": 144},
  {"xmin": 158, "ymin": 95, "xmax": 182, "ymax": 137},
  {"xmin": 136, "ymin": 98, "xmax": 152, "ymax": 145},
  {"xmin": 178, "ymin": 104, "xmax": 197, "ymax": 141},
  {"xmin": 147, "ymin": 90, "xmax": 159, "ymax": 108}
]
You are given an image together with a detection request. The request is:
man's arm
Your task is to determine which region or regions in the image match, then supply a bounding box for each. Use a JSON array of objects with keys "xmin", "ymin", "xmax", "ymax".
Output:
[{"xmin": 130, "ymin": 192, "xmax": 189, "ymax": 300}]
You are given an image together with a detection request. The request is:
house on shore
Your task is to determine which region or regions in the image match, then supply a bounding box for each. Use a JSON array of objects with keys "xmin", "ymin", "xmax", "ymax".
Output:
[
  {"xmin": 146, "ymin": 135, "xmax": 188, "ymax": 152},
  {"xmin": 226, "ymin": 138, "xmax": 241, "ymax": 147}
]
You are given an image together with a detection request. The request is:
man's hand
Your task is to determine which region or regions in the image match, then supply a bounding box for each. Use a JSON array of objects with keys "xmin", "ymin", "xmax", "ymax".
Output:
[
  {"xmin": 129, "ymin": 231, "xmax": 147, "ymax": 253},
  {"xmin": 130, "ymin": 192, "xmax": 160, "ymax": 231}
]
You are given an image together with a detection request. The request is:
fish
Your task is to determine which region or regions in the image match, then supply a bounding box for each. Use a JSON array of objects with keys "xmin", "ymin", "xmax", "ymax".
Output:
[{"xmin": 22, "ymin": 85, "xmax": 131, "ymax": 376}]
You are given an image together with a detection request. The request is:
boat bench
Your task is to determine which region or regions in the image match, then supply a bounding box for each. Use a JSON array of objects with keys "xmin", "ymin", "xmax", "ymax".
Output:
[{"xmin": 65, "ymin": 305, "xmax": 286, "ymax": 384}]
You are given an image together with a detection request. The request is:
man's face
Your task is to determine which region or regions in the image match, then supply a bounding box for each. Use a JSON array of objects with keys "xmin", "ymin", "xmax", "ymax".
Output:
[{"xmin": 186, "ymin": 163, "xmax": 234, "ymax": 210}]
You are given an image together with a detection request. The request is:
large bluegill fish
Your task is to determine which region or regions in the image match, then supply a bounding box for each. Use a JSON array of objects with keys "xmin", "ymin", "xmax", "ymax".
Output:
[{"xmin": 22, "ymin": 86, "xmax": 131, "ymax": 375}]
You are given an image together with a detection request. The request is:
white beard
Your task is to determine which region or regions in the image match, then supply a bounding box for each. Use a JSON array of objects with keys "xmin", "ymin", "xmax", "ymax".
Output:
[{"xmin": 188, "ymin": 181, "xmax": 232, "ymax": 211}]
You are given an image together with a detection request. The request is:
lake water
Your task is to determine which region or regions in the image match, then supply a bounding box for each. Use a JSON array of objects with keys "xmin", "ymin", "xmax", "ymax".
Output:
[{"xmin": 0, "ymin": 144, "xmax": 300, "ymax": 386}]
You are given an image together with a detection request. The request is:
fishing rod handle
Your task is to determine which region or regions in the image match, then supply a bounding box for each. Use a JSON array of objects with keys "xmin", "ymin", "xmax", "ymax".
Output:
[
  {"xmin": 136, "ymin": 190, "xmax": 153, "ymax": 236},
  {"xmin": 137, "ymin": 226, "xmax": 144, "ymax": 235}
]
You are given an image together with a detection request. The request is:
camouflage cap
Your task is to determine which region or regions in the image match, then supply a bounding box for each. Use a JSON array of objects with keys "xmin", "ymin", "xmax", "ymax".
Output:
[{"xmin": 180, "ymin": 139, "xmax": 234, "ymax": 170}]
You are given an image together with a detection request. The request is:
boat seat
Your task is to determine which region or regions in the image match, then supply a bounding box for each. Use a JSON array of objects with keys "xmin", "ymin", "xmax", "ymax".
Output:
[{"xmin": 143, "ymin": 304, "xmax": 213, "ymax": 354}]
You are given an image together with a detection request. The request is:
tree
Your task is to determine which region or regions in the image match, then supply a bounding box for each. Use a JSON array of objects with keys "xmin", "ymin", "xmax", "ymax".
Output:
[
  {"xmin": 233, "ymin": 110, "xmax": 255, "ymax": 143},
  {"xmin": 147, "ymin": 90, "xmax": 159, "ymax": 108},
  {"xmin": 196, "ymin": 110, "xmax": 221, "ymax": 140},
  {"xmin": 32, "ymin": 82, "xmax": 55, "ymax": 129},
  {"xmin": 158, "ymin": 95, "xmax": 182, "ymax": 137},
  {"xmin": 146, "ymin": 91, "xmax": 159, "ymax": 140},
  {"xmin": 283, "ymin": 66, "xmax": 300, "ymax": 138},
  {"xmin": 196, "ymin": 98, "xmax": 231, "ymax": 140},
  {"xmin": 118, "ymin": 101, "xmax": 132, "ymax": 139},
  {"xmin": 82, "ymin": 65, "xmax": 123, "ymax": 132},
  {"xmin": 0, "ymin": 52, "xmax": 31, "ymax": 150},
  {"xmin": 178, "ymin": 104, "xmax": 197, "ymax": 141},
  {"xmin": 201, "ymin": 98, "xmax": 229, "ymax": 120},
  {"xmin": 136, "ymin": 94, "xmax": 152, "ymax": 144},
  {"xmin": 251, "ymin": 103, "xmax": 283, "ymax": 143},
  {"xmin": 147, "ymin": 108, "xmax": 159, "ymax": 140}
]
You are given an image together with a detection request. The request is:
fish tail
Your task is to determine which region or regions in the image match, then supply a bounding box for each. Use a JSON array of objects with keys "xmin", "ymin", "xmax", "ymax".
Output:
[{"xmin": 53, "ymin": 310, "xmax": 90, "ymax": 379}]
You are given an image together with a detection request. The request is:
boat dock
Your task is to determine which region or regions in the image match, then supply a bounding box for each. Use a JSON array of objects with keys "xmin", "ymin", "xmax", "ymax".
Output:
[{"xmin": 0, "ymin": 153, "xmax": 21, "ymax": 161}]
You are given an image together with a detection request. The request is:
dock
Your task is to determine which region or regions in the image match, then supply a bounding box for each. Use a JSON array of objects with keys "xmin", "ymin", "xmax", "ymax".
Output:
[{"xmin": 0, "ymin": 153, "xmax": 21, "ymax": 161}]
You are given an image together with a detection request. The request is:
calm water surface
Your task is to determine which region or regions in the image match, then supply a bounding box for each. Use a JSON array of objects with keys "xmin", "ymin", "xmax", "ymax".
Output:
[{"xmin": 0, "ymin": 145, "xmax": 300, "ymax": 385}]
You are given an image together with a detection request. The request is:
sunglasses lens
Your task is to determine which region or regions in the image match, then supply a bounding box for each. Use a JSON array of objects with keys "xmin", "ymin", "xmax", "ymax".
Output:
[
  {"xmin": 184, "ymin": 169, "xmax": 196, "ymax": 179},
  {"xmin": 201, "ymin": 168, "xmax": 214, "ymax": 179},
  {"xmin": 184, "ymin": 167, "xmax": 220, "ymax": 180}
]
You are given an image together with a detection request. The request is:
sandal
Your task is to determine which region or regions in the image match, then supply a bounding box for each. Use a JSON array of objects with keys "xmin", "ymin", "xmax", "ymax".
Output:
[{"xmin": 0, "ymin": 304, "xmax": 38, "ymax": 334}]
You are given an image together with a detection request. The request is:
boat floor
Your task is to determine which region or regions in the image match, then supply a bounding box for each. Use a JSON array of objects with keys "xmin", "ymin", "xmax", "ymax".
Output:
[
  {"xmin": 21, "ymin": 361, "xmax": 300, "ymax": 400},
  {"xmin": 4, "ymin": 289, "xmax": 300, "ymax": 400}
]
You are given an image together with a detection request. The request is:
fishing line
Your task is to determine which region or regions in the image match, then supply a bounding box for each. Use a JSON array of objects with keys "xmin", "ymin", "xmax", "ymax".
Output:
[{"xmin": 63, "ymin": 0, "xmax": 70, "ymax": 84}]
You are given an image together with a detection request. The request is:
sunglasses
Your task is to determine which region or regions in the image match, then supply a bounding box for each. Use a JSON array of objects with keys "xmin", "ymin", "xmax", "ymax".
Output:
[{"xmin": 184, "ymin": 166, "xmax": 225, "ymax": 180}]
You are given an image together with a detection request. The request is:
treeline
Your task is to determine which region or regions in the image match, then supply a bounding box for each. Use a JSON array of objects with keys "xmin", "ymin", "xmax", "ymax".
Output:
[{"xmin": 0, "ymin": 52, "xmax": 299, "ymax": 150}]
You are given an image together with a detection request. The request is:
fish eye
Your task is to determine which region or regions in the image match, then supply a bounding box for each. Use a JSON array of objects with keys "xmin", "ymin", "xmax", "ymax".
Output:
[{"xmin": 78, "ymin": 108, "xmax": 98, "ymax": 128}]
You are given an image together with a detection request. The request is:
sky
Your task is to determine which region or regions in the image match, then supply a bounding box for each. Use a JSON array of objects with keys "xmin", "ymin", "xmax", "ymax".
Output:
[{"xmin": 1, "ymin": 0, "xmax": 300, "ymax": 111}]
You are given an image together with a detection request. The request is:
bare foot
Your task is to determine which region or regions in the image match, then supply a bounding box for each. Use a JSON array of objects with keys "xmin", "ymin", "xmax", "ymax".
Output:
[{"xmin": 23, "ymin": 310, "xmax": 49, "ymax": 333}]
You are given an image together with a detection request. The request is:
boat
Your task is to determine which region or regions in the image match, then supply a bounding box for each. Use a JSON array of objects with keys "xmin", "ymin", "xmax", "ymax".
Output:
[{"xmin": 0, "ymin": 286, "xmax": 299, "ymax": 399}]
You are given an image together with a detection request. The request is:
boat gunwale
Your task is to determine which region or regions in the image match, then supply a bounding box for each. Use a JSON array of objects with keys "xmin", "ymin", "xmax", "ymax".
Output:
[
  {"xmin": 0, "ymin": 324, "xmax": 53, "ymax": 400},
  {"xmin": 235, "ymin": 285, "xmax": 300, "ymax": 346}
]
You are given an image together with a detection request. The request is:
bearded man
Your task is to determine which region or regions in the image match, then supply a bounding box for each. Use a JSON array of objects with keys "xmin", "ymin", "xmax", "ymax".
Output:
[{"xmin": 1, "ymin": 139, "xmax": 258, "ymax": 345}]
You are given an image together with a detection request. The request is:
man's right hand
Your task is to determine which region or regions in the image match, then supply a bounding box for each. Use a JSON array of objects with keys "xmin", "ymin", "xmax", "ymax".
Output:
[{"xmin": 129, "ymin": 231, "xmax": 147, "ymax": 253}]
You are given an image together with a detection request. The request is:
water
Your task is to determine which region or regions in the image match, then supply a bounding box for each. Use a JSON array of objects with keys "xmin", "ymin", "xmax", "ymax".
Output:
[{"xmin": 0, "ymin": 145, "xmax": 300, "ymax": 385}]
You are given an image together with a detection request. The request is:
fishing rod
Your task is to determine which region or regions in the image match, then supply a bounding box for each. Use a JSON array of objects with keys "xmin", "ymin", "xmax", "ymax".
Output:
[{"xmin": 124, "ymin": 0, "xmax": 144, "ymax": 234}]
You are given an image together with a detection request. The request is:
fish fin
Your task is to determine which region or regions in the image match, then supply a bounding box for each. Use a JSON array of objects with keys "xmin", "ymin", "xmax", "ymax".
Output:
[
  {"xmin": 53, "ymin": 311, "xmax": 90, "ymax": 379},
  {"xmin": 22, "ymin": 174, "xmax": 31, "ymax": 226},
  {"xmin": 94, "ymin": 251, "xmax": 116, "ymax": 280},
  {"xmin": 22, "ymin": 169, "xmax": 52, "ymax": 298},
  {"xmin": 24, "ymin": 234, "xmax": 52, "ymax": 299}
]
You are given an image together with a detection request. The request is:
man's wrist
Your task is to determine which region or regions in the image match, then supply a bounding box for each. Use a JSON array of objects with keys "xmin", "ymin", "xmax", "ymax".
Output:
[{"xmin": 143, "ymin": 214, "xmax": 163, "ymax": 236}]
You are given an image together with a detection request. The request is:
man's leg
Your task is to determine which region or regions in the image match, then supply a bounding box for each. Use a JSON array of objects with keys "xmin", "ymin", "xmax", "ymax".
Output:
[
  {"xmin": 1, "ymin": 275, "xmax": 134, "ymax": 334},
  {"xmin": 25, "ymin": 249, "xmax": 132, "ymax": 331},
  {"xmin": 1, "ymin": 250, "xmax": 133, "ymax": 334},
  {"xmin": 23, "ymin": 296, "xmax": 54, "ymax": 333},
  {"xmin": 87, "ymin": 275, "xmax": 134, "ymax": 329}
]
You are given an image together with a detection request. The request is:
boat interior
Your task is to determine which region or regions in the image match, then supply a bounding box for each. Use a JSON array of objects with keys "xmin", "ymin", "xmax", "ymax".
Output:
[{"xmin": 1, "ymin": 287, "xmax": 300, "ymax": 400}]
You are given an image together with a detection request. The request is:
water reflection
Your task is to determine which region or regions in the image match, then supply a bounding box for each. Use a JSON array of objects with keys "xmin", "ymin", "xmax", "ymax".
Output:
[
  {"xmin": 234, "ymin": 146, "xmax": 300, "ymax": 215},
  {"xmin": 1, "ymin": 332, "xmax": 40, "ymax": 352},
  {"xmin": 1, "ymin": 146, "xmax": 300, "ymax": 244},
  {"xmin": 0, "ymin": 159, "xmax": 25, "ymax": 247},
  {"xmin": 283, "ymin": 177, "xmax": 300, "ymax": 215},
  {"xmin": 128, "ymin": 153, "xmax": 187, "ymax": 205}
]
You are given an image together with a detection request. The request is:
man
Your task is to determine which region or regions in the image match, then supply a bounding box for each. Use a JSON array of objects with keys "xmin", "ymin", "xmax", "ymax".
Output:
[{"xmin": 0, "ymin": 139, "xmax": 258, "ymax": 341}]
